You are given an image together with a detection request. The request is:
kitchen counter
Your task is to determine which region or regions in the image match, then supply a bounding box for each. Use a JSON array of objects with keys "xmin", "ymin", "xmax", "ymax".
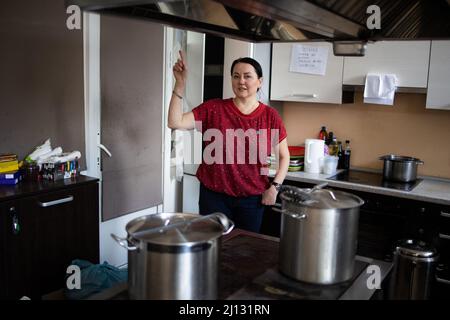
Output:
[
  {"xmin": 278, "ymin": 170, "xmax": 450, "ymax": 206},
  {"xmin": 87, "ymin": 229, "xmax": 391, "ymax": 300},
  {"xmin": 0, "ymin": 175, "xmax": 99, "ymax": 201}
]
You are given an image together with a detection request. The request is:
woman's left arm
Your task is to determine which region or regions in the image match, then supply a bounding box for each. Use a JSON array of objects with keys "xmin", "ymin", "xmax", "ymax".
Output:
[{"xmin": 262, "ymin": 138, "xmax": 290, "ymax": 205}]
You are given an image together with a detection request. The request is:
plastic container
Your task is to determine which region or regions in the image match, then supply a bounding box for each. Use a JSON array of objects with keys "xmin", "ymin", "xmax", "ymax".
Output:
[
  {"xmin": 322, "ymin": 155, "xmax": 339, "ymax": 174},
  {"xmin": 23, "ymin": 162, "xmax": 40, "ymax": 182}
]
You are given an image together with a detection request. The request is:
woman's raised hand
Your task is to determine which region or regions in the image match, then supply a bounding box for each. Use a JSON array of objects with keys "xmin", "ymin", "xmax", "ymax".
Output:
[{"xmin": 173, "ymin": 50, "xmax": 188, "ymax": 85}]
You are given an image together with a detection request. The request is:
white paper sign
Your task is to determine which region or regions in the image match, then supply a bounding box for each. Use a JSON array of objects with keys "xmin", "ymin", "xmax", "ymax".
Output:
[{"xmin": 289, "ymin": 44, "xmax": 329, "ymax": 75}]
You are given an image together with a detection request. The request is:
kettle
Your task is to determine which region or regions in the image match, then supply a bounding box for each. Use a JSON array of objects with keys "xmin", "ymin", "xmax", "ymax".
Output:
[{"xmin": 304, "ymin": 139, "xmax": 324, "ymax": 174}]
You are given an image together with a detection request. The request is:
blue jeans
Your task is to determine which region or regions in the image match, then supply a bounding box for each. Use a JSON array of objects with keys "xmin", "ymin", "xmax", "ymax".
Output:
[{"xmin": 199, "ymin": 183, "xmax": 265, "ymax": 233}]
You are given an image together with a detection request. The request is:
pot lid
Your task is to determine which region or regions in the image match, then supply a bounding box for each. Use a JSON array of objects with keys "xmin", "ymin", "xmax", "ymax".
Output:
[
  {"xmin": 280, "ymin": 185, "xmax": 364, "ymax": 209},
  {"xmin": 125, "ymin": 212, "xmax": 227, "ymax": 246},
  {"xmin": 395, "ymin": 239, "xmax": 439, "ymax": 259},
  {"xmin": 379, "ymin": 154, "xmax": 422, "ymax": 162}
]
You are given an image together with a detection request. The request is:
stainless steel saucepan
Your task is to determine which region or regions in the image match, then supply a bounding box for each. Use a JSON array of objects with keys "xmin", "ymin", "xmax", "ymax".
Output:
[{"xmin": 379, "ymin": 155, "xmax": 424, "ymax": 182}]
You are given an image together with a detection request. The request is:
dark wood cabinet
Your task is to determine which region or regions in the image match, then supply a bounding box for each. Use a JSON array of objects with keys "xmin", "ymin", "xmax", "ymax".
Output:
[{"xmin": 0, "ymin": 176, "xmax": 99, "ymax": 300}]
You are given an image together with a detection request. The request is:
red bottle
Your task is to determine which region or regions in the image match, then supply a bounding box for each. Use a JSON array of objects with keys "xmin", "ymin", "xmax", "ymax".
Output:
[{"xmin": 318, "ymin": 126, "xmax": 328, "ymax": 141}]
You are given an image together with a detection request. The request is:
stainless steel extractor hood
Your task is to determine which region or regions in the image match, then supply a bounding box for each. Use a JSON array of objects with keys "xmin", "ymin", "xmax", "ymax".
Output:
[{"xmin": 68, "ymin": 0, "xmax": 450, "ymax": 43}]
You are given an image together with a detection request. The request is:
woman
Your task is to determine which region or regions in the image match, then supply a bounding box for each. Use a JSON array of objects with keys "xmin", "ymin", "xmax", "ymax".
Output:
[{"xmin": 168, "ymin": 50, "xmax": 289, "ymax": 233}]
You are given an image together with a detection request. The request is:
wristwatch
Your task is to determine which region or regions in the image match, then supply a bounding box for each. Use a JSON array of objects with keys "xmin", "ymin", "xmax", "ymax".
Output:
[{"xmin": 271, "ymin": 181, "xmax": 282, "ymax": 192}]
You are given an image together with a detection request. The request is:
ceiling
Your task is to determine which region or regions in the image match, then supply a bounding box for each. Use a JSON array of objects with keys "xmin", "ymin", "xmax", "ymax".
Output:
[{"xmin": 68, "ymin": 0, "xmax": 450, "ymax": 42}]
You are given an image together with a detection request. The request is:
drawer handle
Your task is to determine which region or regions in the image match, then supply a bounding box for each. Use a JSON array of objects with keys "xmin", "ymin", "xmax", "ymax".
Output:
[
  {"xmin": 38, "ymin": 195, "xmax": 74, "ymax": 207},
  {"xmin": 10, "ymin": 206, "xmax": 20, "ymax": 235},
  {"xmin": 436, "ymin": 277, "xmax": 450, "ymax": 285},
  {"xmin": 285, "ymin": 93, "xmax": 317, "ymax": 99},
  {"xmin": 439, "ymin": 233, "xmax": 450, "ymax": 240},
  {"xmin": 440, "ymin": 211, "xmax": 450, "ymax": 218}
]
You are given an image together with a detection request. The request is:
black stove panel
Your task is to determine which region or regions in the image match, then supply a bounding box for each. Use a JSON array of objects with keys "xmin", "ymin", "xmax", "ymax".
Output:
[
  {"xmin": 238, "ymin": 260, "xmax": 369, "ymax": 300},
  {"xmin": 327, "ymin": 170, "xmax": 422, "ymax": 191}
]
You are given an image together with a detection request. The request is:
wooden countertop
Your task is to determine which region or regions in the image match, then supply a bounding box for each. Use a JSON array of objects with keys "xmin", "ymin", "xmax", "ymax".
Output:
[{"xmin": 0, "ymin": 175, "xmax": 99, "ymax": 201}]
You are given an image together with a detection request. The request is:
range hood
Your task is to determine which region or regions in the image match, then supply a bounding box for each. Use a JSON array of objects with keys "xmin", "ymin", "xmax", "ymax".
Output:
[{"xmin": 69, "ymin": 0, "xmax": 450, "ymax": 43}]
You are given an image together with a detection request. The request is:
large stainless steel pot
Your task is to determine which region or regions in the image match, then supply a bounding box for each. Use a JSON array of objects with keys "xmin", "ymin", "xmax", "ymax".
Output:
[
  {"xmin": 111, "ymin": 212, "xmax": 234, "ymax": 300},
  {"xmin": 379, "ymin": 154, "xmax": 424, "ymax": 182},
  {"xmin": 276, "ymin": 184, "xmax": 364, "ymax": 284}
]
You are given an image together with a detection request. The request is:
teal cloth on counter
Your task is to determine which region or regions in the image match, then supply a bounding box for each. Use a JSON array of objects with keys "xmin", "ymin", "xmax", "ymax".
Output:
[{"xmin": 64, "ymin": 259, "xmax": 127, "ymax": 300}]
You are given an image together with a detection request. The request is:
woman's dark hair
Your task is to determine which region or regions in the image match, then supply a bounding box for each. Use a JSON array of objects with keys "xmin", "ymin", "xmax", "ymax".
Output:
[{"xmin": 230, "ymin": 57, "xmax": 263, "ymax": 79}]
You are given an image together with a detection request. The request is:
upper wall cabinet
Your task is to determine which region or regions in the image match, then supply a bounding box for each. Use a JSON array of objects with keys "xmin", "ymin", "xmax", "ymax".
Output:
[
  {"xmin": 223, "ymin": 38, "xmax": 271, "ymax": 105},
  {"xmin": 271, "ymin": 42, "xmax": 344, "ymax": 104},
  {"xmin": 343, "ymin": 41, "xmax": 431, "ymax": 88},
  {"xmin": 426, "ymin": 41, "xmax": 450, "ymax": 110}
]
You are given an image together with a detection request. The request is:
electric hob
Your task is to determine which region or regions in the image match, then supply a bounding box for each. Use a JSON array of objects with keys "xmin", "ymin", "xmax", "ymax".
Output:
[{"xmin": 327, "ymin": 170, "xmax": 422, "ymax": 192}]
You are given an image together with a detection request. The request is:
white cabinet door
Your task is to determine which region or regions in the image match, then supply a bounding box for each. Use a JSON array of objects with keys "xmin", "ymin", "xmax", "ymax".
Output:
[
  {"xmin": 222, "ymin": 38, "xmax": 271, "ymax": 105},
  {"xmin": 343, "ymin": 41, "xmax": 430, "ymax": 88},
  {"xmin": 223, "ymin": 38, "xmax": 254, "ymax": 99},
  {"xmin": 271, "ymin": 42, "xmax": 343, "ymax": 104},
  {"xmin": 426, "ymin": 40, "xmax": 450, "ymax": 110}
]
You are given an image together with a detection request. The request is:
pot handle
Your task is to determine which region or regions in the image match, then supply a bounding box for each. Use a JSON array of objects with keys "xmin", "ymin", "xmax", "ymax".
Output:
[
  {"xmin": 284, "ymin": 211, "xmax": 307, "ymax": 220},
  {"xmin": 111, "ymin": 233, "xmax": 138, "ymax": 251},
  {"xmin": 322, "ymin": 189, "xmax": 338, "ymax": 201},
  {"xmin": 272, "ymin": 203, "xmax": 286, "ymax": 213},
  {"xmin": 309, "ymin": 182, "xmax": 328, "ymax": 193},
  {"xmin": 416, "ymin": 160, "xmax": 424, "ymax": 165},
  {"xmin": 272, "ymin": 207, "xmax": 286, "ymax": 213},
  {"xmin": 211, "ymin": 212, "xmax": 235, "ymax": 235},
  {"xmin": 272, "ymin": 205, "xmax": 307, "ymax": 219}
]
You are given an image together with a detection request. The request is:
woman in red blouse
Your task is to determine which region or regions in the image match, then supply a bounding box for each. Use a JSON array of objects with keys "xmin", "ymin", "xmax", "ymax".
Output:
[{"xmin": 168, "ymin": 51, "xmax": 289, "ymax": 232}]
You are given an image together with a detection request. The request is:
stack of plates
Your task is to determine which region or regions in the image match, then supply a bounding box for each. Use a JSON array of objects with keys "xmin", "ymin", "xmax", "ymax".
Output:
[{"xmin": 288, "ymin": 146, "xmax": 304, "ymax": 172}]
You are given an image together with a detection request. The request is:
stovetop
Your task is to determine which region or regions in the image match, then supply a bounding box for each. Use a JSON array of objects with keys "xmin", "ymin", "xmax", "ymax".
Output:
[
  {"xmin": 228, "ymin": 260, "xmax": 369, "ymax": 300},
  {"xmin": 87, "ymin": 231, "xmax": 392, "ymax": 301},
  {"xmin": 327, "ymin": 170, "xmax": 422, "ymax": 192}
]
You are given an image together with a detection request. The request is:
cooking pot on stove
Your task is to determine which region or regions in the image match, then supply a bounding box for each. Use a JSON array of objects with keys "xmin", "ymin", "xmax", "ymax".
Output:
[
  {"xmin": 111, "ymin": 212, "xmax": 234, "ymax": 300},
  {"xmin": 275, "ymin": 183, "xmax": 364, "ymax": 285},
  {"xmin": 379, "ymin": 154, "xmax": 424, "ymax": 182}
]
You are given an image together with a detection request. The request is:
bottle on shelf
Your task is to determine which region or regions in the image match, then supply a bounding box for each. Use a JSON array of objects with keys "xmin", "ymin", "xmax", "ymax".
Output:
[
  {"xmin": 318, "ymin": 126, "xmax": 328, "ymax": 141},
  {"xmin": 328, "ymin": 137, "xmax": 338, "ymax": 156},
  {"xmin": 343, "ymin": 140, "xmax": 351, "ymax": 170},
  {"xmin": 337, "ymin": 141, "xmax": 344, "ymax": 169},
  {"xmin": 326, "ymin": 131, "xmax": 334, "ymax": 146}
]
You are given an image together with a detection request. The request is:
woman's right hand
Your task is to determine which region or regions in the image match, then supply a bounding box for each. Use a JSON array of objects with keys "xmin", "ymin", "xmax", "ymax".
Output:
[{"xmin": 173, "ymin": 50, "xmax": 187, "ymax": 86}]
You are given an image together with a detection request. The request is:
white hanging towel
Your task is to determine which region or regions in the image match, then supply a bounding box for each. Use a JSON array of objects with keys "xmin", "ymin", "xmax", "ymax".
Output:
[{"xmin": 363, "ymin": 73, "xmax": 398, "ymax": 105}]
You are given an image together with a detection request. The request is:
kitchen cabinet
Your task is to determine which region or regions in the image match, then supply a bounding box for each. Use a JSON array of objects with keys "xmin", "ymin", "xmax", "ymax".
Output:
[
  {"xmin": 426, "ymin": 40, "xmax": 450, "ymax": 110},
  {"xmin": 343, "ymin": 40, "xmax": 431, "ymax": 88},
  {"xmin": 436, "ymin": 207, "xmax": 450, "ymax": 294},
  {"xmin": 0, "ymin": 176, "xmax": 99, "ymax": 299},
  {"xmin": 223, "ymin": 38, "xmax": 271, "ymax": 105},
  {"xmin": 270, "ymin": 42, "xmax": 344, "ymax": 104}
]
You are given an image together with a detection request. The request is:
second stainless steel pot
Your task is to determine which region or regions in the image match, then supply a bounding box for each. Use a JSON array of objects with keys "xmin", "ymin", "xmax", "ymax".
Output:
[
  {"xmin": 277, "ymin": 185, "xmax": 364, "ymax": 285},
  {"xmin": 379, "ymin": 155, "xmax": 424, "ymax": 182},
  {"xmin": 111, "ymin": 212, "xmax": 234, "ymax": 300}
]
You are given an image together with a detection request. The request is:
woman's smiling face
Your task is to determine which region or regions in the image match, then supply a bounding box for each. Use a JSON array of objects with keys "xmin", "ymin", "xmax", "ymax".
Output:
[{"xmin": 231, "ymin": 62, "xmax": 262, "ymax": 99}]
